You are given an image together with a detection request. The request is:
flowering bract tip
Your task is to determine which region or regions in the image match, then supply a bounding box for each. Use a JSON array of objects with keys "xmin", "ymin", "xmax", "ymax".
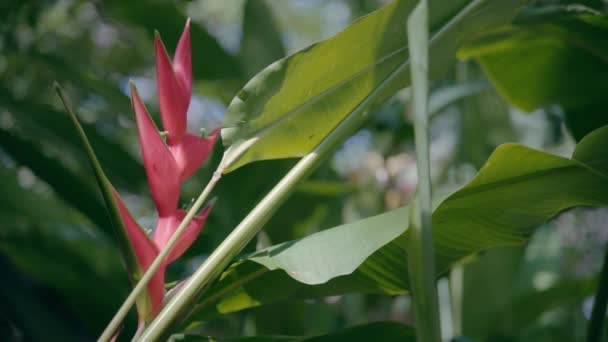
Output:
[
  {"xmin": 155, "ymin": 32, "xmax": 189, "ymax": 144},
  {"xmin": 174, "ymin": 19, "xmax": 192, "ymax": 99}
]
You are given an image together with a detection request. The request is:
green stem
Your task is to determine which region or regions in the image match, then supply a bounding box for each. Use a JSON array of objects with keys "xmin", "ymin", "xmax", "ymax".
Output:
[
  {"xmin": 448, "ymin": 61, "xmax": 467, "ymax": 340},
  {"xmin": 587, "ymin": 243, "xmax": 608, "ymax": 342},
  {"xmin": 98, "ymin": 172, "xmax": 221, "ymax": 342},
  {"xmin": 405, "ymin": 1, "xmax": 441, "ymax": 342},
  {"xmin": 449, "ymin": 265, "xmax": 463, "ymax": 338}
]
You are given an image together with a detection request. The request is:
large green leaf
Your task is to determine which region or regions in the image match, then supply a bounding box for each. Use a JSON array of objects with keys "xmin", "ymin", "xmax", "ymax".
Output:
[
  {"xmin": 458, "ymin": 7, "xmax": 608, "ymax": 140},
  {"xmin": 220, "ymin": 0, "xmax": 528, "ymax": 172},
  {"xmin": 184, "ymin": 126, "xmax": 608, "ymax": 322},
  {"xmin": 173, "ymin": 321, "xmax": 415, "ymax": 342}
]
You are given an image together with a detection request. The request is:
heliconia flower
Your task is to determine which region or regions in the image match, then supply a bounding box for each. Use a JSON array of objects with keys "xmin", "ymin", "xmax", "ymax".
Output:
[
  {"xmin": 155, "ymin": 19, "xmax": 217, "ymax": 181},
  {"xmin": 105, "ymin": 19, "xmax": 218, "ymax": 329}
]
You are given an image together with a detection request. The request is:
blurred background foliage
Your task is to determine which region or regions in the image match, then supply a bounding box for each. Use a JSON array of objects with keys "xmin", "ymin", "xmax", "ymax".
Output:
[{"xmin": 0, "ymin": 0, "xmax": 607, "ymax": 341}]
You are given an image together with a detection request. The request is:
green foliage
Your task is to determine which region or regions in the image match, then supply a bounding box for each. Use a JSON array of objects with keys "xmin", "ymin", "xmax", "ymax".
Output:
[
  {"xmin": 458, "ymin": 6, "xmax": 608, "ymax": 140},
  {"xmin": 0, "ymin": 169, "xmax": 130, "ymax": 336},
  {"xmin": 182, "ymin": 127, "xmax": 608, "ymax": 326},
  {"xmin": 1, "ymin": 0, "xmax": 607, "ymax": 340}
]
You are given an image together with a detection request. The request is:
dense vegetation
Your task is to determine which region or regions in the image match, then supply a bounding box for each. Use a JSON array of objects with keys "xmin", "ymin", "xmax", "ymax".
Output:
[{"xmin": 1, "ymin": 0, "xmax": 607, "ymax": 341}]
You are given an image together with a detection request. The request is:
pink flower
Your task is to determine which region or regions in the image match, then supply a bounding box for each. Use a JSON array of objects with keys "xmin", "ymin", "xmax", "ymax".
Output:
[{"xmin": 111, "ymin": 20, "xmax": 217, "ymax": 320}]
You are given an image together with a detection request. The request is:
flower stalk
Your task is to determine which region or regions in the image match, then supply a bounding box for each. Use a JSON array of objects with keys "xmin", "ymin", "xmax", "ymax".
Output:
[{"xmin": 405, "ymin": 1, "xmax": 442, "ymax": 341}]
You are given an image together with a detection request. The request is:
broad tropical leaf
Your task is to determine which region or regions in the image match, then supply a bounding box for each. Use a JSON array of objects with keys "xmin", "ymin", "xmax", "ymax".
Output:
[
  {"xmin": 220, "ymin": 0, "xmax": 528, "ymax": 172},
  {"xmin": 185, "ymin": 126, "xmax": 608, "ymax": 322}
]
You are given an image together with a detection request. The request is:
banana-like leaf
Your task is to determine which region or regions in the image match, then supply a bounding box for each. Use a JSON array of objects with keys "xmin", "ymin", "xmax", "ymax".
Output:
[
  {"xmin": 220, "ymin": 0, "xmax": 528, "ymax": 172},
  {"xmin": 185, "ymin": 126, "xmax": 608, "ymax": 322},
  {"xmin": 458, "ymin": 7, "xmax": 608, "ymax": 140}
]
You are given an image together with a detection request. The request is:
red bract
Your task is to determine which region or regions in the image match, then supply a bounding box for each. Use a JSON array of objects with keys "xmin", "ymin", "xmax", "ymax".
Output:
[
  {"xmin": 130, "ymin": 84, "xmax": 180, "ymax": 217},
  {"xmin": 155, "ymin": 19, "xmax": 217, "ymax": 181},
  {"xmin": 112, "ymin": 20, "xmax": 216, "ymax": 320},
  {"xmin": 112, "ymin": 189, "xmax": 212, "ymax": 317}
]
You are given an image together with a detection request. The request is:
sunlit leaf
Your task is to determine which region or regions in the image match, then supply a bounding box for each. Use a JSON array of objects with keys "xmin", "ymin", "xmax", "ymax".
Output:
[{"xmin": 220, "ymin": 0, "xmax": 528, "ymax": 172}]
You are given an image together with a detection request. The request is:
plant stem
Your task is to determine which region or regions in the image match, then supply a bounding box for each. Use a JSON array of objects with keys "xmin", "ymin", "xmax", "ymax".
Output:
[
  {"xmin": 449, "ymin": 265, "xmax": 463, "ymax": 338},
  {"xmin": 98, "ymin": 172, "xmax": 221, "ymax": 342},
  {"xmin": 587, "ymin": 243, "xmax": 608, "ymax": 342},
  {"xmin": 405, "ymin": 1, "xmax": 441, "ymax": 342},
  {"xmin": 448, "ymin": 61, "xmax": 467, "ymax": 340}
]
